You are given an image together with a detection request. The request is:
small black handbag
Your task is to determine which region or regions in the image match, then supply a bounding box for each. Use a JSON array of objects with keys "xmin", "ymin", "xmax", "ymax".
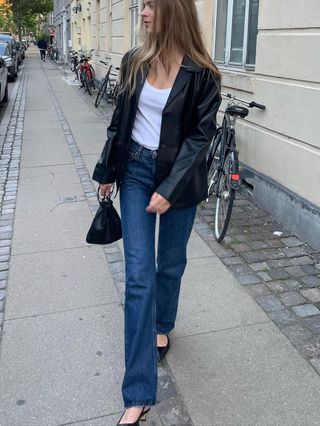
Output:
[{"xmin": 86, "ymin": 193, "xmax": 122, "ymax": 245}]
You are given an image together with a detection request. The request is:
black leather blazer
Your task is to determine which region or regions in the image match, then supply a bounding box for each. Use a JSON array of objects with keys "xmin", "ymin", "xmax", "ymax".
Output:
[{"xmin": 93, "ymin": 50, "xmax": 221, "ymax": 209}]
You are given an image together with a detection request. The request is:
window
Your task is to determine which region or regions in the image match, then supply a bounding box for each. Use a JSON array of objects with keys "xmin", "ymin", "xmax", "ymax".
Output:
[
  {"xmin": 130, "ymin": 0, "xmax": 139, "ymax": 47},
  {"xmin": 96, "ymin": 0, "xmax": 100, "ymax": 50},
  {"xmin": 214, "ymin": 0, "xmax": 259, "ymax": 68}
]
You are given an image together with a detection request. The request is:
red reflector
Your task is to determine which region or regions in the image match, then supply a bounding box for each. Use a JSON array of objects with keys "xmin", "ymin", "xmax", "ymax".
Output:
[{"xmin": 231, "ymin": 174, "xmax": 240, "ymax": 181}]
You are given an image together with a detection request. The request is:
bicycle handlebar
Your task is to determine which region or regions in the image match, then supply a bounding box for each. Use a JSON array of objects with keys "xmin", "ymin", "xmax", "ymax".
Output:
[
  {"xmin": 249, "ymin": 101, "xmax": 266, "ymax": 110},
  {"xmin": 222, "ymin": 92, "xmax": 266, "ymax": 110}
]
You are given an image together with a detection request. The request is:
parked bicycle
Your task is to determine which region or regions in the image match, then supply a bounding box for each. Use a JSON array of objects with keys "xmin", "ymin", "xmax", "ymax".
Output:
[
  {"xmin": 75, "ymin": 50, "xmax": 95, "ymax": 95},
  {"xmin": 206, "ymin": 92, "xmax": 266, "ymax": 242},
  {"xmin": 95, "ymin": 59, "xmax": 120, "ymax": 107},
  {"xmin": 48, "ymin": 45, "xmax": 60, "ymax": 62},
  {"xmin": 69, "ymin": 50, "xmax": 79, "ymax": 72}
]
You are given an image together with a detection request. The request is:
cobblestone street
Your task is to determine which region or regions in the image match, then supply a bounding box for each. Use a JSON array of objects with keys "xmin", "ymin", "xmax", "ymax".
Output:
[
  {"xmin": 197, "ymin": 194, "xmax": 320, "ymax": 370},
  {"xmin": 0, "ymin": 48, "xmax": 319, "ymax": 425}
]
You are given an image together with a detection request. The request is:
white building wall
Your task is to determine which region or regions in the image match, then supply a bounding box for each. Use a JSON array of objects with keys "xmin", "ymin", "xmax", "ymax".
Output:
[
  {"xmin": 230, "ymin": 0, "xmax": 320, "ymax": 208},
  {"xmin": 91, "ymin": 0, "xmax": 111, "ymax": 81},
  {"xmin": 110, "ymin": 0, "xmax": 129, "ymax": 65}
]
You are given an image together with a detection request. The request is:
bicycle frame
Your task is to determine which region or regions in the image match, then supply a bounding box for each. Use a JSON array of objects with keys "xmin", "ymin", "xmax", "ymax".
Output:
[
  {"xmin": 214, "ymin": 114, "xmax": 239, "ymax": 197},
  {"xmin": 81, "ymin": 59, "xmax": 94, "ymax": 79}
]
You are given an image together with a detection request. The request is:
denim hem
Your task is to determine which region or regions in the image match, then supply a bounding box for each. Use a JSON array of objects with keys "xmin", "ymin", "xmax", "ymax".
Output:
[
  {"xmin": 124, "ymin": 400, "xmax": 156, "ymax": 408},
  {"xmin": 156, "ymin": 329, "xmax": 172, "ymax": 335}
]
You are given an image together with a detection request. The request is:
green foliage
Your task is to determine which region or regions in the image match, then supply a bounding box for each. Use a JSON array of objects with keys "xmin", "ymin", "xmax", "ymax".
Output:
[
  {"xmin": 9, "ymin": 0, "xmax": 53, "ymax": 38},
  {"xmin": 11, "ymin": 0, "xmax": 53, "ymax": 17},
  {"xmin": 21, "ymin": 14, "xmax": 38, "ymax": 35},
  {"xmin": 0, "ymin": 4, "xmax": 16, "ymax": 33}
]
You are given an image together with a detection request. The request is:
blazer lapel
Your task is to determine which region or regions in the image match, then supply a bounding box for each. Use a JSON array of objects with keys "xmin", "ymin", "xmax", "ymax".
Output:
[
  {"xmin": 132, "ymin": 56, "xmax": 202, "ymax": 110},
  {"xmin": 164, "ymin": 55, "xmax": 202, "ymax": 111}
]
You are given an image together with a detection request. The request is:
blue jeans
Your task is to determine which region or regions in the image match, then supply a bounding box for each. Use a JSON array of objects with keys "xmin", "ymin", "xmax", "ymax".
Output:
[{"xmin": 120, "ymin": 140, "xmax": 197, "ymax": 407}]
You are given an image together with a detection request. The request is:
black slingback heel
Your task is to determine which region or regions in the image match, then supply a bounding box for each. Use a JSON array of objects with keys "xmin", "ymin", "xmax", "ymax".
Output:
[{"xmin": 117, "ymin": 406, "xmax": 150, "ymax": 425}]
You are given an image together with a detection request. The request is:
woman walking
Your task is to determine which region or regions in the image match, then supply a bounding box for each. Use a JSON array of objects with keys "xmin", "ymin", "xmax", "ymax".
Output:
[{"xmin": 92, "ymin": 0, "xmax": 221, "ymax": 424}]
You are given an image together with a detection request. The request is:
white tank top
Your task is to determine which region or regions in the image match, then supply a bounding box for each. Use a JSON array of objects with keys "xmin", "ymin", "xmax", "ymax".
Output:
[{"xmin": 132, "ymin": 79, "xmax": 172, "ymax": 150}]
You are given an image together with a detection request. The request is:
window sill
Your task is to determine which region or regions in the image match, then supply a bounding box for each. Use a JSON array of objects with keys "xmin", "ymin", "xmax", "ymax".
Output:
[{"xmin": 218, "ymin": 65, "xmax": 256, "ymax": 94}]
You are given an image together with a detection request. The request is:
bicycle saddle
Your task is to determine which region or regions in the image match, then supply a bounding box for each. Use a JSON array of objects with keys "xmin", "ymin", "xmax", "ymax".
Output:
[{"xmin": 226, "ymin": 105, "xmax": 249, "ymax": 118}]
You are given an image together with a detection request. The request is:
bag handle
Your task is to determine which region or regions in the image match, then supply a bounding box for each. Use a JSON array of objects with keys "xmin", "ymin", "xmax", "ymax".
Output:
[{"xmin": 97, "ymin": 186, "xmax": 115, "ymax": 203}]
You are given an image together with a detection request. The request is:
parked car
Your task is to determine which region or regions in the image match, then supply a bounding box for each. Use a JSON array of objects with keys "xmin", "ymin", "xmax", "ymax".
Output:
[
  {"xmin": 0, "ymin": 42, "xmax": 16, "ymax": 83},
  {"xmin": 0, "ymin": 34, "xmax": 18, "ymax": 81},
  {"xmin": 21, "ymin": 39, "xmax": 28, "ymax": 52},
  {"xmin": 0, "ymin": 57, "xmax": 8, "ymax": 104},
  {"xmin": 16, "ymin": 41, "xmax": 24, "ymax": 63}
]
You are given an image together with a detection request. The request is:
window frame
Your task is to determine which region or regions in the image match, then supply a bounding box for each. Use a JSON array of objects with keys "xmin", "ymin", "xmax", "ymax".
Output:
[
  {"xmin": 213, "ymin": 0, "xmax": 259, "ymax": 70},
  {"xmin": 129, "ymin": 0, "xmax": 139, "ymax": 48}
]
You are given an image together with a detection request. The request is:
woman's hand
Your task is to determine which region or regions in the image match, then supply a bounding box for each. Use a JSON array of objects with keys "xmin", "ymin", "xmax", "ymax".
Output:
[
  {"xmin": 99, "ymin": 183, "xmax": 114, "ymax": 198},
  {"xmin": 146, "ymin": 192, "xmax": 171, "ymax": 215}
]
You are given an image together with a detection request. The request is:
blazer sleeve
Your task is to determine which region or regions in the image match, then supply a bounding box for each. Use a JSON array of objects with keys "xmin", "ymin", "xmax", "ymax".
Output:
[
  {"xmin": 92, "ymin": 104, "xmax": 119, "ymax": 184},
  {"xmin": 156, "ymin": 70, "xmax": 222, "ymax": 204},
  {"xmin": 92, "ymin": 51, "xmax": 131, "ymax": 184}
]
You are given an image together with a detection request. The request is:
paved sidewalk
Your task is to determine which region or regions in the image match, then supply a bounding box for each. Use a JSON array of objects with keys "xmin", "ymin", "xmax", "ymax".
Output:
[{"xmin": 0, "ymin": 47, "xmax": 320, "ymax": 426}]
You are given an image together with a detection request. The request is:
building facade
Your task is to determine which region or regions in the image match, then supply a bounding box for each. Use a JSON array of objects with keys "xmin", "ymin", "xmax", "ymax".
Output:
[
  {"xmin": 53, "ymin": 0, "xmax": 71, "ymax": 60},
  {"xmin": 54, "ymin": 0, "xmax": 320, "ymax": 248}
]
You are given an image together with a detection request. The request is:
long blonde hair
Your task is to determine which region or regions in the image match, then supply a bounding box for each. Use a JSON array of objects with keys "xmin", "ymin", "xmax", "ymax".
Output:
[{"xmin": 123, "ymin": 0, "xmax": 221, "ymax": 95}]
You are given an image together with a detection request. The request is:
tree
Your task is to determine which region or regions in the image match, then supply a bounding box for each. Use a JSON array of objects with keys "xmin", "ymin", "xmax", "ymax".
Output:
[
  {"xmin": 11, "ymin": 0, "xmax": 53, "ymax": 16},
  {"xmin": 10, "ymin": 0, "xmax": 53, "ymax": 39},
  {"xmin": 0, "ymin": 1, "xmax": 16, "ymax": 33}
]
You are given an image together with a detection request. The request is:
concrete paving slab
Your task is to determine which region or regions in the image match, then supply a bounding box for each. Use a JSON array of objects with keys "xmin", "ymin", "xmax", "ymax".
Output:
[
  {"xmin": 168, "ymin": 322, "xmax": 320, "ymax": 426},
  {"xmin": 21, "ymin": 137, "xmax": 73, "ymax": 168},
  {"xmin": 12, "ymin": 165, "xmax": 91, "ymax": 254},
  {"xmin": 82, "ymin": 154, "xmax": 101, "ymax": 177},
  {"xmin": 23, "ymin": 119, "xmax": 62, "ymax": 131},
  {"xmin": 25, "ymin": 109, "xmax": 58, "ymax": 122},
  {"xmin": 22, "ymin": 127, "xmax": 65, "ymax": 142},
  {"xmin": 18, "ymin": 164, "xmax": 84, "ymax": 209},
  {"xmin": 187, "ymin": 231, "xmax": 214, "ymax": 259},
  {"xmin": 25, "ymin": 102, "xmax": 54, "ymax": 111},
  {"xmin": 6, "ymin": 246, "xmax": 119, "ymax": 319},
  {"xmin": 174, "ymin": 256, "xmax": 268, "ymax": 337},
  {"xmin": 0, "ymin": 304, "xmax": 124, "ymax": 426},
  {"xmin": 69, "ymin": 129, "xmax": 106, "ymax": 156},
  {"xmin": 63, "ymin": 115, "xmax": 106, "ymax": 126},
  {"xmin": 12, "ymin": 199, "xmax": 92, "ymax": 255}
]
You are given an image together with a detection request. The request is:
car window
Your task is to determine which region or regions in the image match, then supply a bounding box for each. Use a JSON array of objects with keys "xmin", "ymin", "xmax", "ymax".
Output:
[{"xmin": 0, "ymin": 44, "xmax": 7, "ymax": 55}]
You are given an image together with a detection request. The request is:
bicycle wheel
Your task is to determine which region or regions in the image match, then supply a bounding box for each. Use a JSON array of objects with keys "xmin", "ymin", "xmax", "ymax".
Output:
[
  {"xmin": 95, "ymin": 77, "xmax": 109, "ymax": 107},
  {"xmin": 110, "ymin": 82, "xmax": 120, "ymax": 106},
  {"xmin": 214, "ymin": 150, "xmax": 238, "ymax": 242},
  {"xmin": 89, "ymin": 66, "xmax": 96, "ymax": 91},
  {"xmin": 84, "ymin": 74, "xmax": 93, "ymax": 95},
  {"xmin": 76, "ymin": 68, "xmax": 83, "ymax": 87},
  {"xmin": 207, "ymin": 128, "xmax": 222, "ymax": 196}
]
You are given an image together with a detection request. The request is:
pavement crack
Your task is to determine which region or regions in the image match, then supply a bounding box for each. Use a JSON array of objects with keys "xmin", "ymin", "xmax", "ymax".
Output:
[
  {"xmin": 4, "ymin": 301, "xmax": 121, "ymax": 322},
  {"xmin": 49, "ymin": 202, "xmax": 60, "ymax": 212},
  {"xmin": 48, "ymin": 168, "xmax": 56, "ymax": 185}
]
